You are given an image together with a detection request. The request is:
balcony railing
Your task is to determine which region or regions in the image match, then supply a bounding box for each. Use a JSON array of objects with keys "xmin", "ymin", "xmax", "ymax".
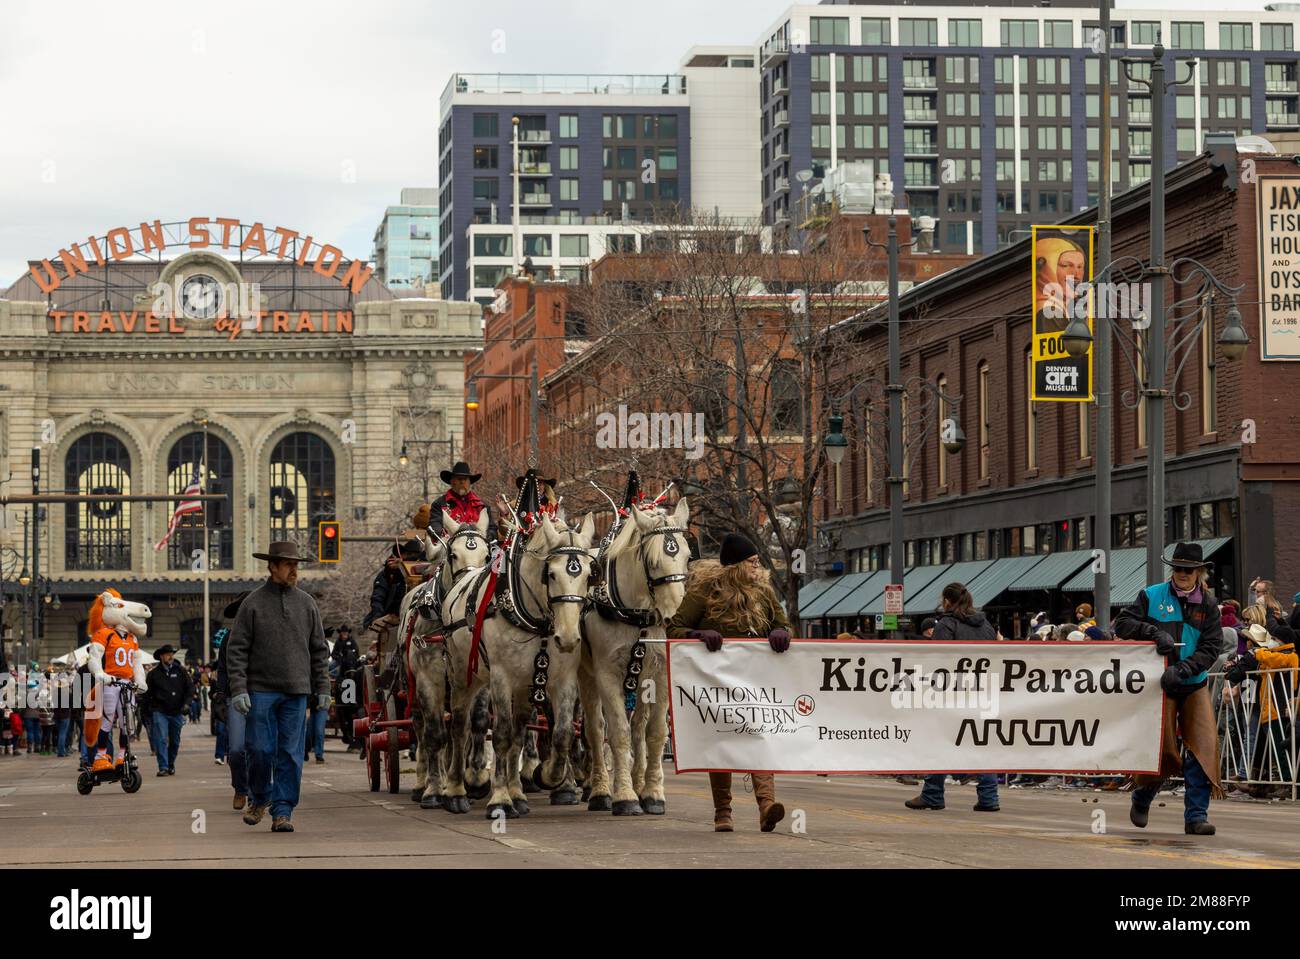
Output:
[
  {"xmin": 774, "ymin": 176, "xmax": 790, "ymax": 193},
  {"xmin": 904, "ymin": 109, "xmax": 938, "ymax": 122},
  {"xmin": 445, "ymin": 72, "xmax": 687, "ymax": 102},
  {"xmin": 1266, "ymin": 79, "xmax": 1299, "ymax": 93},
  {"xmin": 520, "ymin": 129, "xmax": 552, "ymax": 144},
  {"xmin": 772, "ymin": 143, "xmax": 791, "ymax": 163},
  {"xmin": 773, "ymin": 77, "xmax": 789, "ymax": 95},
  {"xmin": 1128, "ymin": 111, "xmax": 1152, "ymax": 124},
  {"xmin": 1268, "ymin": 113, "xmax": 1300, "ymax": 126},
  {"xmin": 762, "ymin": 44, "xmax": 790, "ymax": 67},
  {"xmin": 521, "ymin": 193, "xmax": 552, "ymax": 206},
  {"xmin": 519, "ymin": 161, "xmax": 552, "ymax": 175},
  {"xmin": 903, "ymin": 75, "xmax": 938, "ymax": 89},
  {"xmin": 774, "ymin": 109, "xmax": 789, "ymax": 127},
  {"xmin": 904, "ymin": 141, "xmax": 938, "ymax": 155},
  {"xmin": 904, "ymin": 177, "xmax": 940, "ymax": 188}
]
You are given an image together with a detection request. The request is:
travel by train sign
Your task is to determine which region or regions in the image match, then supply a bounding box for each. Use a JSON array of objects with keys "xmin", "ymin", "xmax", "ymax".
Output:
[{"xmin": 26, "ymin": 217, "xmax": 375, "ymax": 297}]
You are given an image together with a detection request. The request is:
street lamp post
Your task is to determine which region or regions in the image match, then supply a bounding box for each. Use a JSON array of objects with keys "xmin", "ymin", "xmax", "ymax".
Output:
[
  {"xmin": 1063, "ymin": 37, "xmax": 1248, "ymax": 593},
  {"xmin": 465, "ymin": 357, "xmax": 541, "ymax": 467},
  {"xmin": 399, "ymin": 437, "xmax": 456, "ymax": 499}
]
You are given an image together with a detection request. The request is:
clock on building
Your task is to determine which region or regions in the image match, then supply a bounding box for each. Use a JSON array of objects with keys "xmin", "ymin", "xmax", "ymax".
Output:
[{"xmin": 181, "ymin": 273, "xmax": 223, "ymax": 320}]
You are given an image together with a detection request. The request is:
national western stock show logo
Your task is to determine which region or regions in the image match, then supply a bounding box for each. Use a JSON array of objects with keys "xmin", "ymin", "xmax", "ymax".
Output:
[{"xmin": 675, "ymin": 683, "xmax": 814, "ymax": 736}]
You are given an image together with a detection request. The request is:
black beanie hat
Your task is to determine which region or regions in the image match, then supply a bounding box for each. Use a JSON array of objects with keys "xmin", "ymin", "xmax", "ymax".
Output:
[{"xmin": 719, "ymin": 533, "xmax": 759, "ymax": 567}]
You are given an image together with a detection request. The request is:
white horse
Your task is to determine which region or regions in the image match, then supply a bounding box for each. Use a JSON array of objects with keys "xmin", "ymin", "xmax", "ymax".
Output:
[
  {"xmin": 578, "ymin": 498, "xmax": 691, "ymax": 815},
  {"xmin": 439, "ymin": 513, "xmax": 597, "ymax": 818},
  {"xmin": 400, "ymin": 509, "xmax": 492, "ymax": 807}
]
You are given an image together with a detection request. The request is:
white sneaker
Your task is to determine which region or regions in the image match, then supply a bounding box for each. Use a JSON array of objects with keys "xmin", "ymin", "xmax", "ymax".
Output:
[{"xmin": 214, "ymin": 758, "xmax": 225, "ymax": 765}]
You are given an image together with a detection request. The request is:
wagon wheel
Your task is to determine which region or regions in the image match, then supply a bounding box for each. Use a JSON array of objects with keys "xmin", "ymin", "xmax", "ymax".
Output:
[{"xmin": 385, "ymin": 692, "xmax": 402, "ymax": 795}]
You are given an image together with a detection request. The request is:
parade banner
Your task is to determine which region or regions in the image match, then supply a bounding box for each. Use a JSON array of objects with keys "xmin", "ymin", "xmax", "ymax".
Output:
[
  {"xmin": 1031, "ymin": 224, "xmax": 1094, "ymax": 401},
  {"xmin": 668, "ymin": 640, "xmax": 1163, "ymax": 775},
  {"xmin": 1256, "ymin": 175, "xmax": 1300, "ymax": 360}
]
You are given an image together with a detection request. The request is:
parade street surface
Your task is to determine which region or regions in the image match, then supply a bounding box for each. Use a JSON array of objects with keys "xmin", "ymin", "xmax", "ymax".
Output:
[{"xmin": 4, "ymin": 728, "xmax": 1298, "ymax": 870}]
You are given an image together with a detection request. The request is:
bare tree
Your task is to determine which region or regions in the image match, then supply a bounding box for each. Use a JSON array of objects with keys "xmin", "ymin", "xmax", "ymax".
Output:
[{"xmin": 551, "ymin": 209, "xmax": 885, "ymax": 616}]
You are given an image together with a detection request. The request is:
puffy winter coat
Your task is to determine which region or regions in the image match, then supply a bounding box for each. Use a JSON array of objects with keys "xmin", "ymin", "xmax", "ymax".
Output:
[{"xmin": 931, "ymin": 611, "xmax": 998, "ymax": 641}]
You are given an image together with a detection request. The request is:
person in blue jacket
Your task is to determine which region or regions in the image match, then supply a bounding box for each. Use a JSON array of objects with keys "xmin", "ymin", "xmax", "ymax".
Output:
[{"xmin": 1112, "ymin": 542, "xmax": 1225, "ymax": 836}]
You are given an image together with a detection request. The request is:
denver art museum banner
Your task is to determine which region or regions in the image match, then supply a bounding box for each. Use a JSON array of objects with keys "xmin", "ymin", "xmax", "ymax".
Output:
[
  {"xmin": 668, "ymin": 640, "xmax": 1163, "ymax": 775},
  {"xmin": 1031, "ymin": 224, "xmax": 1094, "ymax": 401}
]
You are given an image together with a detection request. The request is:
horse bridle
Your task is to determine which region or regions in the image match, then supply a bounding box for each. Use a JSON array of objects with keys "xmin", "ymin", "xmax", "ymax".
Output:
[{"xmin": 636, "ymin": 525, "xmax": 689, "ymax": 597}]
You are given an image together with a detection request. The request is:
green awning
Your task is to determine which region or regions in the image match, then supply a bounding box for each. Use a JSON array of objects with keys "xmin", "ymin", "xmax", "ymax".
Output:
[
  {"xmin": 904, "ymin": 560, "xmax": 997, "ymax": 614},
  {"xmin": 964, "ymin": 554, "xmax": 1050, "ymax": 606},
  {"xmin": 797, "ymin": 577, "xmax": 840, "ymax": 617},
  {"xmin": 1108, "ymin": 538, "xmax": 1233, "ymax": 608},
  {"xmin": 800, "ymin": 572, "xmax": 876, "ymax": 619},
  {"xmin": 825, "ymin": 569, "xmax": 891, "ymax": 616},
  {"xmin": 1062, "ymin": 547, "xmax": 1145, "ymax": 592},
  {"xmin": 860, "ymin": 564, "xmax": 953, "ymax": 616},
  {"xmin": 1005, "ymin": 549, "xmax": 1095, "ymax": 591}
]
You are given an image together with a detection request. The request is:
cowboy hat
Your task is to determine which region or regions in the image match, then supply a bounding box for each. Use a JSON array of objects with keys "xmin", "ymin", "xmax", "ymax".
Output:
[
  {"xmin": 515, "ymin": 475, "xmax": 558, "ymax": 491},
  {"xmin": 252, "ymin": 541, "xmax": 310, "ymax": 563},
  {"xmin": 154, "ymin": 645, "xmax": 178, "ymax": 657},
  {"xmin": 1162, "ymin": 542, "xmax": 1212, "ymax": 570},
  {"xmin": 440, "ymin": 461, "xmax": 481, "ymax": 484},
  {"xmin": 221, "ymin": 591, "xmax": 249, "ymax": 620},
  {"xmin": 1244, "ymin": 623, "xmax": 1280, "ymax": 649}
]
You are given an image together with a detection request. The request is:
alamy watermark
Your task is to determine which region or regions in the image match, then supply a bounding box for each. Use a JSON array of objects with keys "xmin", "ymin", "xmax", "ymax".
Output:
[{"xmin": 594, "ymin": 404, "xmax": 706, "ymax": 460}]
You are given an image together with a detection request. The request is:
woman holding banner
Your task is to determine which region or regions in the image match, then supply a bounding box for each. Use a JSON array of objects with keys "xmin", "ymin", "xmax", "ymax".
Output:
[
  {"xmin": 1112, "ymin": 542, "xmax": 1225, "ymax": 836},
  {"xmin": 667, "ymin": 533, "xmax": 791, "ymax": 834}
]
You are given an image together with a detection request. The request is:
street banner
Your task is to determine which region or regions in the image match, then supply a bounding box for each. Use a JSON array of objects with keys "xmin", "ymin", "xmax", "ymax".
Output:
[
  {"xmin": 668, "ymin": 640, "xmax": 1163, "ymax": 775},
  {"xmin": 1031, "ymin": 224, "xmax": 1094, "ymax": 401},
  {"xmin": 1256, "ymin": 175, "xmax": 1300, "ymax": 360}
]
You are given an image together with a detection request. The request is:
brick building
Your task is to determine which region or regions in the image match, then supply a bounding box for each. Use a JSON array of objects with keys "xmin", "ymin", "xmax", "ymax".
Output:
[{"xmin": 804, "ymin": 143, "xmax": 1300, "ymax": 637}]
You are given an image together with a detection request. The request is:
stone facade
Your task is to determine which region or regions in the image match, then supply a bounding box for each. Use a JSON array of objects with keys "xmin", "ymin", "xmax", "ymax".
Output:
[{"xmin": 0, "ymin": 250, "xmax": 481, "ymax": 661}]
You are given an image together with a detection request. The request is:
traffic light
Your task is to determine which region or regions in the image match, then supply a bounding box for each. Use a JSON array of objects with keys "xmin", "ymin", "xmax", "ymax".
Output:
[{"xmin": 318, "ymin": 520, "xmax": 341, "ymax": 563}]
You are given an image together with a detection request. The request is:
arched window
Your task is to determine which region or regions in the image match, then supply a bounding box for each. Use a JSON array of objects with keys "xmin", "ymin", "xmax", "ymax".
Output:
[
  {"xmin": 269, "ymin": 432, "xmax": 336, "ymax": 550},
  {"xmin": 65, "ymin": 432, "xmax": 131, "ymax": 570},
  {"xmin": 166, "ymin": 432, "xmax": 234, "ymax": 571}
]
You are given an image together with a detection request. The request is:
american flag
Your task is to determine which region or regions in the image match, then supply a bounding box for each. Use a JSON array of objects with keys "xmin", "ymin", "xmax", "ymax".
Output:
[{"xmin": 154, "ymin": 466, "xmax": 204, "ymax": 552}]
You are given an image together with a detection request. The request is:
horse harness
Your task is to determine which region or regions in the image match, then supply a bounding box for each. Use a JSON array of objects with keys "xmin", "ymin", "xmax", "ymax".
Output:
[{"xmin": 586, "ymin": 520, "xmax": 689, "ymax": 707}]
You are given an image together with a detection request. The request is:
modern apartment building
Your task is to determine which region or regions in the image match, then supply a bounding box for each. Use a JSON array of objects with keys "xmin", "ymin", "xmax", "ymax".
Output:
[
  {"xmin": 437, "ymin": 47, "xmax": 762, "ymax": 304},
  {"xmin": 758, "ymin": 2, "xmax": 1300, "ymax": 253},
  {"xmin": 371, "ymin": 188, "xmax": 439, "ymax": 292}
]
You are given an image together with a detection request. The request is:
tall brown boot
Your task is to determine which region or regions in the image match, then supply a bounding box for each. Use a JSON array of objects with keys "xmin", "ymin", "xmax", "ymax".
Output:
[
  {"xmin": 709, "ymin": 772, "xmax": 734, "ymax": 832},
  {"xmin": 751, "ymin": 773, "xmax": 785, "ymax": 832}
]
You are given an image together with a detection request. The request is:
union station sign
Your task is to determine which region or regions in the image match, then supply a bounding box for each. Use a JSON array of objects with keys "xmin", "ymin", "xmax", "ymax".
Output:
[{"xmin": 25, "ymin": 216, "xmax": 372, "ymax": 339}]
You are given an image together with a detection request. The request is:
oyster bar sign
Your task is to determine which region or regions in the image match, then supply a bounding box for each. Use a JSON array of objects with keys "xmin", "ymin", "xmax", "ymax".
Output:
[{"xmin": 27, "ymin": 217, "xmax": 370, "ymax": 338}]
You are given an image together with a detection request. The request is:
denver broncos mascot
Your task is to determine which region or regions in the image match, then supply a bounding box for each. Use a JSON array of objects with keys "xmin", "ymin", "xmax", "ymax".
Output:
[{"xmin": 83, "ymin": 589, "xmax": 151, "ymax": 773}]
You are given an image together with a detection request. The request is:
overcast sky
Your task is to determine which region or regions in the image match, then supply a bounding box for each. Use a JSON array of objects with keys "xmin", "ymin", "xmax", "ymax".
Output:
[{"xmin": 0, "ymin": 0, "xmax": 1281, "ymax": 285}]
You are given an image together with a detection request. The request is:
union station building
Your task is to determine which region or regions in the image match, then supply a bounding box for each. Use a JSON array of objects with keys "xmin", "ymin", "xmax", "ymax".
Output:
[{"xmin": 0, "ymin": 217, "xmax": 480, "ymax": 662}]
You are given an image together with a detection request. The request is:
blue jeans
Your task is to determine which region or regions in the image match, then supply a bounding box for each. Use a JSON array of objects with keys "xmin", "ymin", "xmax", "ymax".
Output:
[
  {"xmin": 152, "ymin": 712, "xmax": 184, "ymax": 772},
  {"xmin": 307, "ymin": 707, "xmax": 327, "ymax": 759},
  {"xmin": 23, "ymin": 717, "xmax": 40, "ymax": 750},
  {"xmin": 1132, "ymin": 747, "xmax": 1211, "ymax": 824},
  {"xmin": 226, "ymin": 704, "xmax": 249, "ymax": 797},
  {"xmin": 921, "ymin": 773, "xmax": 999, "ymax": 808},
  {"xmin": 55, "ymin": 718, "xmax": 71, "ymax": 757},
  {"xmin": 214, "ymin": 718, "xmax": 228, "ymax": 759},
  {"xmin": 248, "ymin": 692, "xmax": 307, "ymax": 820}
]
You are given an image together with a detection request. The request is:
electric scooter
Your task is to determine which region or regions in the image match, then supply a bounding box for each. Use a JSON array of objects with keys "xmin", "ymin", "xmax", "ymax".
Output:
[{"xmin": 76, "ymin": 679, "xmax": 143, "ymax": 795}]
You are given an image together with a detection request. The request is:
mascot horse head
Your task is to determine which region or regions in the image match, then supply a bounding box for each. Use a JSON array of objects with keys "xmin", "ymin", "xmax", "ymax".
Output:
[{"xmin": 91, "ymin": 589, "xmax": 152, "ymax": 640}]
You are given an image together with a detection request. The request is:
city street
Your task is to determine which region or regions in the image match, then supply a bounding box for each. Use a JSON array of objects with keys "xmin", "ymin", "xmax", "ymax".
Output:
[{"xmin": 4, "ymin": 728, "xmax": 1298, "ymax": 869}]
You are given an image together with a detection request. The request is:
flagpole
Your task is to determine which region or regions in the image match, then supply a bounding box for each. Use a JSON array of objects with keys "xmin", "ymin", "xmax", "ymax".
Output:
[{"xmin": 201, "ymin": 419, "xmax": 210, "ymax": 667}]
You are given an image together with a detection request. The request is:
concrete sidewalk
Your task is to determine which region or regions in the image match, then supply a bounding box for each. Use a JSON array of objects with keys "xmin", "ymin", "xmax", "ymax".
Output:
[{"xmin": 3, "ymin": 724, "xmax": 1299, "ymax": 868}]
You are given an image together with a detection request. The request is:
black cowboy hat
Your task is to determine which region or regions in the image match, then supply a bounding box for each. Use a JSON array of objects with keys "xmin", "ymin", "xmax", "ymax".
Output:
[
  {"xmin": 336, "ymin": 624, "xmax": 352, "ymax": 635},
  {"xmin": 1163, "ymin": 542, "xmax": 1212, "ymax": 570},
  {"xmin": 390, "ymin": 538, "xmax": 425, "ymax": 559},
  {"xmin": 154, "ymin": 645, "xmax": 178, "ymax": 657},
  {"xmin": 252, "ymin": 541, "xmax": 310, "ymax": 563},
  {"xmin": 515, "ymin": 475, "xmax": 558, "ymax": 491},
  {"xmin": 440, "ymin": 461, "xmax": 482, "ymax": 484},
  {"xmin": 221, "ymin": 591, "xmax": 249, "ymax": 620}
]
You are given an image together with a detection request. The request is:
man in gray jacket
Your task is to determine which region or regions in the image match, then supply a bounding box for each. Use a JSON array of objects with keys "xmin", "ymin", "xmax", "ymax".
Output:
[{"xmin": 226, "ymin": 541, "xmax": 330, "ymax": 833}]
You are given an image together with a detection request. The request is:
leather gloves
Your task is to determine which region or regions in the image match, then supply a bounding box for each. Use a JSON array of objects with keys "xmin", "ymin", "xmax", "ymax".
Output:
[
  {"xmin": 1153, "ymin": 632, "xmax": 1178, "ymax": 657},
  {"xmin": 316, "ymin": 693, "xmax": 331, "ymax": 711},
  {"xmin": 232, "ymin": 693, "xmax": 252, "ymax": 716},
  {"xmin": 768, "ymin": 628, "xmax": 791, "ymax": 653},
  {"xmin": 1160, "ymin": 660, "xmax": 1196, "ymax": 693},
  {"xmin": 688, "ymin": 629, "xmax": 723, "ymax": 652}
]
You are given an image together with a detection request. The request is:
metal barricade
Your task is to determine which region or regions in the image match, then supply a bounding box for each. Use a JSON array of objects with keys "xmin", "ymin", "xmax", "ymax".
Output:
[{"xmin": 1213, "ymin": 664, "xmax": 1298, "ymax": 801}]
